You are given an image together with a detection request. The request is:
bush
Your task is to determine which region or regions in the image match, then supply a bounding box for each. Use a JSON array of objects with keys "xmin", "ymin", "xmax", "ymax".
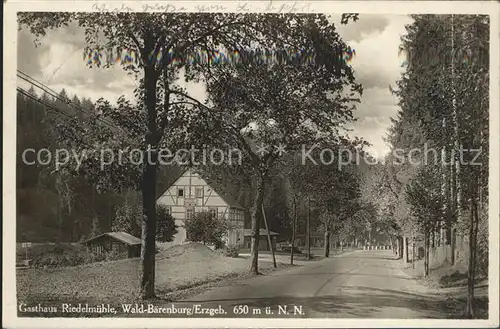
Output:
[
  {"xmin": 214, "ymin": 239, "xmax": 226, "ymax": 250},
  {"xmin": 223, "ymin": 245, "xmax": 240, "ymax": 258},
  {"xmin": 112, "ymin": 195, "xmax": 178, "ymax": 242},
  {"xmin": 184, "ymin": 211, "xmax": 228, "ymax": 247},
  {"xmin": 29, "ymin": 243, "xmax": 124, "ymax": 268},
  {"xmin": 30, "ymin": 244, "xmax": 91, "ymax": 268},
  {"xmin": 156, "ymin": 205, "xmax": 178, "ymax": 242}
]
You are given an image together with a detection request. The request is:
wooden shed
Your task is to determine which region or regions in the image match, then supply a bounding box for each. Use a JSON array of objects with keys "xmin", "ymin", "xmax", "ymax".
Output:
[
  {"xmin": 85, "ymin": 232, "xmax": 141, "ymax": 259},
  {"xmin": 242, "ymin": 229, "xmax": 279, "ymax": 251}
]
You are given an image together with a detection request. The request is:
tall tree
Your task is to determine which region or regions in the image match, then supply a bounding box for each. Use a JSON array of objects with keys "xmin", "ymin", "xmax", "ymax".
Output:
[
  {"xmin": 173, "ymin": 14, "xmax": 364, "ymax": 274},
  {"xmin": 406, "ymin": 164, "xmax": 446, "ymax": 277},
  {"xmin": 19, "ymin": 12, "xmax": 362, "ymax": 296},
  {"xmin": 392, "ymin": 14, "xmax": 489, "ymax": 317}
]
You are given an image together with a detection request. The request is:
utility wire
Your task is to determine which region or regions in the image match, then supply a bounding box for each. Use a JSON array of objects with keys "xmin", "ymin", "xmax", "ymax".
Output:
[
  {"xmin": 17, "ymin": 87, "xmax": 74, "ymax": 120},
  {"xmin": 17, "ymin": 69, "xmax": 118, "ymax": 129},
  {"xmin": 17, "ymin": 86, "xmax": 108, "ymax": 151}
]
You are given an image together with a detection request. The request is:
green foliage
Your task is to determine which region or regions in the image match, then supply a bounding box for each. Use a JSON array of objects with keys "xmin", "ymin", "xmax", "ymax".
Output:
[
  {"xmin": 112, "ymin": 191, "xmax": 142, "ymax": 237},
  {"xmin": 405, "ymin": 165, "xmax": 446, "ymax": 233},
  {"xmin": 16, "ymin": 90, "xmax": 128, "ymax": 242},
  {"xmin": 222, "ymin": 245, "xmax": 240, "ymax": 258},
  {"xmin": 184, "ymin": 211, "xmax": 228, "ymax": 248},
  {"xmin": 387, "ymin": 16, "xmax": 489, "ymax": 316},
  {"xmin": 156, "ymin": 205, "xmax": 178, "ymax": 242},
  {"xmin": 18, "ymin": 12, "xmax": 365, "ymax": 280},
  {"xmin": 383, "ymin": 14, "xmax": 488, "ymax": 236},
  {"xmin": 176, "ymin": 16, "xmax": 365, "ymax": 265},
  {"xmin": 27, "ymin": 243, "xmax": 121, "ymax": 268},
  {"xmin": 111, "ymin": 193, "xmax": 178, "ymax": 241}
]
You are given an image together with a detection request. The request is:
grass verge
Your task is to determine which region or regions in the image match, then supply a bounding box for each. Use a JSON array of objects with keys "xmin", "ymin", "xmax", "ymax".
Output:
[{"xmin": 17, "ymin": 243, "xmax": 294, "ymax": 317}]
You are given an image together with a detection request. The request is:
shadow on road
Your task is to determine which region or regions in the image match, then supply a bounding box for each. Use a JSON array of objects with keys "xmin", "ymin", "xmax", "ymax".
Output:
[
  {"xmin": 283, "ymin": 272, "xmax": 413, "ymax": 280},
  {"xmin": 178, "ymin": 285, "xmax": 461, "ymax": 318}
]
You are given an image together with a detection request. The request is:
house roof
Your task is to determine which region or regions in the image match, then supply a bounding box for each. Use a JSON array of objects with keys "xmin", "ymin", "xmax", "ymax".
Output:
[
  {"xmin": 243, "ymin": 229, "xmax": 280, "ymax": 237},
  {"xmin": 203, "ymin": 176, "xmax": 244, "ymax": 210},
  {"xmin": 86, "ymin": 232, "xmax": 142, "ymax": 246},
  {"xmin": 157, "ymin": 168, "xmax": 244, "ymax": 210}
]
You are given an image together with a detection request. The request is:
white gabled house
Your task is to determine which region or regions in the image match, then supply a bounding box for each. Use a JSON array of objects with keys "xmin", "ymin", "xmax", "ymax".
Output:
[{"xmin": 156, "ymin": 169, "xmax": 245, "ymax": 246}]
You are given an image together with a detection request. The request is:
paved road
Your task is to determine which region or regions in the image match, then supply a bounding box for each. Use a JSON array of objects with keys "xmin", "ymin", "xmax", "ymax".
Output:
[{"xmin": 179, "ymin": 250, "xmax": 450, "ymax": 318}]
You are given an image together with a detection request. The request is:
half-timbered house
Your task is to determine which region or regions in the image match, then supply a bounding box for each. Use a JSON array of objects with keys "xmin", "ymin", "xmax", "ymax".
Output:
[{"xmin": 156, "ymin": 169, "xmax": 245, "ymax": 246}]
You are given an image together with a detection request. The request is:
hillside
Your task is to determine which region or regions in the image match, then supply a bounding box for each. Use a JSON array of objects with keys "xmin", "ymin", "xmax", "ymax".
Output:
[{"xmin": 17, "ymin": 243, "xmax": 275, "ymax": 303}]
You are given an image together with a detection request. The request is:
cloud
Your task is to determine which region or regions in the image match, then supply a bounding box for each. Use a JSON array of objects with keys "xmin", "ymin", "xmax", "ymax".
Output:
[
  {"xmin": 18, "ymin": 24, "xmax": 139, "ymax": 103},
  {"xmin": 17, "ymin": 15, "xmax": 412, "ymax": 158},
  {"xmin": 346, "ymin": 15, "xmax": 414, "ymax": 89},
  {"xmin": 348, "ymin": 86, "xmax": 401, "ymax": 157},
  {"xmin": 334, "ymin": 14, "xmax": 391, "ymax": 42},
  {"xmin": 17, "ymin": 29, "xmax": 49, "ymax": 77},
  {"xmin": 347, "ymin": 103, "xmax": 396, "ymax": 158},
  {"xmin": 335, "ymin": 15, "xmax": 413, "ymax": 157}
]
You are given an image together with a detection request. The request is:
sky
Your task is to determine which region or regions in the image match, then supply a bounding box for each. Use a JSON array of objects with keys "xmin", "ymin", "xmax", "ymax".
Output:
[{"xmin": 17, "ymin": 14, "xmax": 414, "ymax": 157}]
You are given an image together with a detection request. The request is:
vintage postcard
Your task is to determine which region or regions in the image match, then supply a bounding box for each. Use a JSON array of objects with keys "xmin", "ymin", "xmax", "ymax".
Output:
[{"xmin": 3, "ymin": 0, "xmax": 499, "ymax": 328}]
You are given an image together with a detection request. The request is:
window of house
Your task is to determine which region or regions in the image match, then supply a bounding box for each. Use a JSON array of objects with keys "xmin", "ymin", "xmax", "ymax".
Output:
[
  {"xmin": 177, "ymin": 187, "xmax": 184, "ymax": 197},
  {"xmin": 165, "ymin": 206, "xmax": 172, "ymax": 216},
  {"xmin": 186, "ymin": 206, "xmax": 195, "ymax": 220},
  {"xmin": 208, "ymin": 207, "xmax": 217, "ymax": 218},
  {"xmin": 195, "ymin": 187, "xmax": 203, "ymax": 199}
]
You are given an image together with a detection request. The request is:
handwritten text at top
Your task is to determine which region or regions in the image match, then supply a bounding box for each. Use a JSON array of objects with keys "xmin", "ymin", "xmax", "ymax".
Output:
[{"xmin": 91, "ymin": 1, "xmax": 314, "ymax": 14}]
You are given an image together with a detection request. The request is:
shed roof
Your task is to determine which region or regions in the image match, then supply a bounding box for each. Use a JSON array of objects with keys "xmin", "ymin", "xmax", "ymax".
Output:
[
  {"xmin": 86, "ymin": 232, "xmax": 142, "ymax": 246},
  {"xmin": 243, "ymin": 229, "xmax": 279, "ymax": 237}
]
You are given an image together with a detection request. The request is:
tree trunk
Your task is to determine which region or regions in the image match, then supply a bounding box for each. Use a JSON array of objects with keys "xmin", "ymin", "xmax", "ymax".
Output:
[
  {"xmin": 324, "ymin": 225, "xmax": 330, "ymax": 258},
  {"xmin": 441, "ymin": 144, "xmax": 449, "ymax": 249},
  {"xmin": 262, "ymin": 204, "xmax": 276, "ymax": 268},
  {"xmin": 431, "ymin": 229, "xmax": 435, "ymax": 249},
  {"xmin": 306, "ymin": 197, "xmax": 311, "ymax": 259},
  {"xmin": 449, "ymin": 157, "xmax": 457, "ymax": 266},
  {"xmin": 140, "ymin": 58, "xmax": 159, "ymax": 300},
  {"xmin": 290, "ymin": 198, "xmax": 297, "ymax": 265},
  {"xmin": 412, "ymin": 238, "xmax": 416, "ymax": 269},
  {"xmin": 249, "ymin": 174, "xmax": 264, "ymax": 275},
  {"xmin": 424, "ymin": 230, "xmax": 430, "ymax": 278},
  {"xmin": 452, "ymin": 13, "xmax": 462, "ymax": 238},
  {"xmin": 451, "ymin": 227, "xmax": 456, "ymax": 265},
  {"xmin": 400, "ymin": 236, "xmax": 404, "ymax": 258},
  {"xmin": 448, "ymin": 160, "xmax": 455, "ymax": 246},
  {"xmin": 449, "ymin": 12, "xmax": 461, "ymax": 264},
  {"xmin": 56, "ymin": 203, "xmax": 63, "ymax": 243},
  {"xmin": 466, "ymin": 198, "xmax": 479, "ymax": 318},
  {"xmin": 404, "ymin": 236, "xmax": 409, "ymax": 263},
  {"xmin": 396, "ymin": 236, "xmax": 400, "ymax": 257}
]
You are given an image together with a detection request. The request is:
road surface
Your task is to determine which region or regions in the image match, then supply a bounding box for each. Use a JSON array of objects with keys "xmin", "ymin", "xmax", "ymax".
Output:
[{"xmin": 178, "ymin": 250, "xmax": 450, "ymax": 318}]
